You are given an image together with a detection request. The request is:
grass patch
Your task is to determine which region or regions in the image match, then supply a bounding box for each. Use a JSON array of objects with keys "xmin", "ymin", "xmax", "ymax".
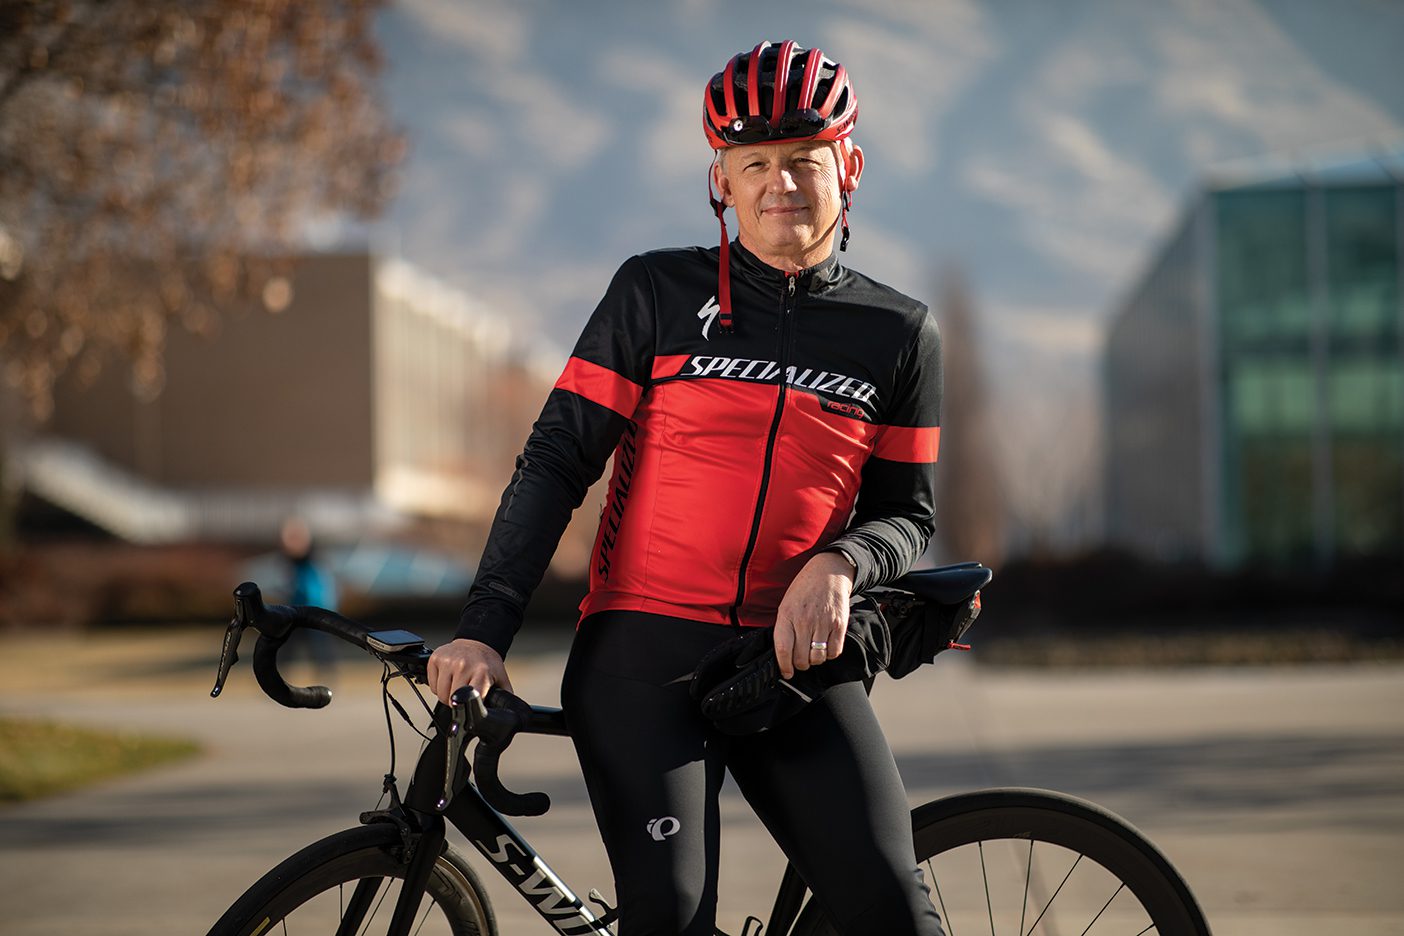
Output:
[{"xmin": 0, "ymin": 717, "xmax": 200, "ymax": 802}]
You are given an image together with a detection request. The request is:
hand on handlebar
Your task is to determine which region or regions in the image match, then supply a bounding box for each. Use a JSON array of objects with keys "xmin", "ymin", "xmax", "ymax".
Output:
[{"xmin": 428, "ymin": 638, "xmax": 512, "ymax": 706}]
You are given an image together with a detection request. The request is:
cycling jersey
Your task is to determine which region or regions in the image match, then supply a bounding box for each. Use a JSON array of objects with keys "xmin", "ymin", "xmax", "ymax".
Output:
[{"xmin": 456, "ymin": 239, "xmax": 942, "ymax": 655}]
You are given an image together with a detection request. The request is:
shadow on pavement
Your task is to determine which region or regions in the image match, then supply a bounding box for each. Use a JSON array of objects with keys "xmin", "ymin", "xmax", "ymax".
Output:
[{"xmin": 897, "ymin": 732, "xmax": 1404, "ymax": 833}]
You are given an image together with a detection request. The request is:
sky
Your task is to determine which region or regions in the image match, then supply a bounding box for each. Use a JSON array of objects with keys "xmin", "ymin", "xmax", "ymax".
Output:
[{"xmin": 366, "ymin": 0, "xmax": 1404, "ymax": 546}]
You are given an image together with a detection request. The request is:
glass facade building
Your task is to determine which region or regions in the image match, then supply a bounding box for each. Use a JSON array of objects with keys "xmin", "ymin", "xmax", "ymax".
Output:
[{"xmin": 1104, "ymin": 148, "xmax": 1404, "ymax": 568}]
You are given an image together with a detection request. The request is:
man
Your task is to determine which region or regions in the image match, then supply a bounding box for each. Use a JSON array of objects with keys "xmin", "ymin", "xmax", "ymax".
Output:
[{"xmin": 429, "ymin": 40, "xmax": 944, "ymax": 935}]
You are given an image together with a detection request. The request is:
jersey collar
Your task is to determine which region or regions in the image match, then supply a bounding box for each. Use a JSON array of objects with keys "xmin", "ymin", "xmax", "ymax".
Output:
[{"xmin": 730, "ymin": 239, "xmax": 843, "ymax": 295}]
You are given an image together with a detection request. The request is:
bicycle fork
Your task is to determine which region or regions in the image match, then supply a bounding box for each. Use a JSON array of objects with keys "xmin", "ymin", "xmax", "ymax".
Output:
[{"xmin": 380, "ymin": 812, "xmax": 447, "ymax": 936}]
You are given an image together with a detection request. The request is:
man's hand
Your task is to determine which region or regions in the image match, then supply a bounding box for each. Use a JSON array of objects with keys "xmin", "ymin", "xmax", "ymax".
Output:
[
  {"xmin": 427, "ymin": 638, "xmax": 512, "ymax": 706},
  {"xmin": 773, "ymin": 551, "xmax": 856, "ymax": 679}
]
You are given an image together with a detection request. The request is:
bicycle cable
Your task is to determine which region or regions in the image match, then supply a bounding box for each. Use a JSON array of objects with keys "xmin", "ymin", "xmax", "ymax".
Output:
[{"xmin": 374, "ymin": 662, "xmax": 435, "ymax": 810}]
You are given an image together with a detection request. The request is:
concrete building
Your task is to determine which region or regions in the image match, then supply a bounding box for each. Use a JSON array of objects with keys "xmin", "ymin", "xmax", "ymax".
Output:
[
  {"xmin": 8, "ymin": 252, "xmax": 561, "ymax": 546},
  {"xmin": 1104, "ymin": 144, "xmax": 1404, "ymax": 568}
]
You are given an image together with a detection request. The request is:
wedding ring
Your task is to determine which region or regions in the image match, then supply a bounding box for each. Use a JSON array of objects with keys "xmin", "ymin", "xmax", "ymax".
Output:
[{"xmin": 810, "ymin": 641, "xmax": 829, "ymax": 652}]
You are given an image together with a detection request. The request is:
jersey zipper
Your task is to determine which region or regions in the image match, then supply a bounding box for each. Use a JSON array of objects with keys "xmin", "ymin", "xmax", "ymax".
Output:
[{"xmin": 730, "ymin": 272, "xmax": 798, "ymax": 627}]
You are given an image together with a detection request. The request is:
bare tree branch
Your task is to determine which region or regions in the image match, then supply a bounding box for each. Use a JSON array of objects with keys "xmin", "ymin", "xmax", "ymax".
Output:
[{"xmin": 0, "ymin": 0, "xmax": 404, "ymax": 418}]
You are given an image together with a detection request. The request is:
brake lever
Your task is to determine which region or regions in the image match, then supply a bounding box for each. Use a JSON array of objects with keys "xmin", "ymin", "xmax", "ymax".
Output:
[
  {"xmin": 210, "ymin": 618, "xmax": 246, "ymax": 699},
  {"xmin": 474, "ymin": 689, "xmax": 551, "ymax": 817},
  {"xmin": 438, "ymin": 686, "xmax": 489, "ymax": 811}
]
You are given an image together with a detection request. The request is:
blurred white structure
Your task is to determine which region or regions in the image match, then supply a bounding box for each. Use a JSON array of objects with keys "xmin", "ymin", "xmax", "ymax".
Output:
[{"xmin": 7, "ymin": 252, "xmax": 561, "ymax": 545}]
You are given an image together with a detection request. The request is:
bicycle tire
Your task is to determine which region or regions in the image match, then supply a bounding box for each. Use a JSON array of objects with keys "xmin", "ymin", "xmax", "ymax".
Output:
[
  {"xmin": 206, "ymin": 822, "xmax": 497, "ymax": 936},
  {"xmin": 793, "ymin": 788, "xmax": 1211, "ymax": 936}
]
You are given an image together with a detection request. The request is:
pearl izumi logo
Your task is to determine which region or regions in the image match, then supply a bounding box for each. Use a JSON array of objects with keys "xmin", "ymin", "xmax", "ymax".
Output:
[
  {"xmin": 646, "ymin": 816, "xmax": 681, "ymax": 842},
  {"xmin": 697, "ymin": 296, "xmax": 721, "ymax": 339}
]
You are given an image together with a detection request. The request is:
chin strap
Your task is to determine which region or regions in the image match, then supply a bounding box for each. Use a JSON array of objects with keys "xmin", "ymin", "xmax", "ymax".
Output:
[
  {"xmin": 707, "ymin": 162, "xmax": 736, "ymax": 335},
  {"xmin": 837, "ymin": 141, "xmax": 852, "ymax": 252},
  {"xmin": 840, "ymin": 190, "xmax": 851, "ymax": 252}
]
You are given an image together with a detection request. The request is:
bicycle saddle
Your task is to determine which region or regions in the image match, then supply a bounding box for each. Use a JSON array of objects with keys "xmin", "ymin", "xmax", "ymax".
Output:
[{"xmin": 891, "ymin": 562, "xmax": 992, "ymax": 605}]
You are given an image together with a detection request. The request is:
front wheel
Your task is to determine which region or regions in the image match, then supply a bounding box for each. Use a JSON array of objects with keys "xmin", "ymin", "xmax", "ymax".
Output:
[
  {"xmin": 206, "ymin": 822, "xmax": 496, "ymax": 936},
  {"xmin": 796, "ymin": 788, "xmax": 1211, "ymax": 936}
]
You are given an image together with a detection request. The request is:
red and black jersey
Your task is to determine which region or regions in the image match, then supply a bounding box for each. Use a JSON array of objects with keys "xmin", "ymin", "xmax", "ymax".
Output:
[{"xmin": 456, "ymin": 240, "xmax": 942, "ymax": 656}]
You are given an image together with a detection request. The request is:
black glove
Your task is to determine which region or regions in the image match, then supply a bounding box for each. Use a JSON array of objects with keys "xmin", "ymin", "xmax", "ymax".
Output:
[{"xmin": 690, "ymin": 598, "xmax": 891, "ymax": 735}]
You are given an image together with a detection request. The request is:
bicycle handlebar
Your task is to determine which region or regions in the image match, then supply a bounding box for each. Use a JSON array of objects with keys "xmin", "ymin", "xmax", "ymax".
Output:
[
  {"xmin": 212, "ymin": 566, "xmax": 987, "ymax": 818},
  {"xmin": 449, "ymin": 686, "xmax": 553, "ymax": 817},
  {"xmin": 213, "ymin": 581, "xmax": 562, "ymax": 817},
  {"xmin": 224, "ymin": 580, "xmax": 393, "ymax": 709}
]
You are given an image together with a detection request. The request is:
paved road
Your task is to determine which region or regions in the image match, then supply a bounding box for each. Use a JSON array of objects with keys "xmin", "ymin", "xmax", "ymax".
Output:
[{"xmin": 1, "ymin": 627, "xmax": 1401, "ymax": 934}]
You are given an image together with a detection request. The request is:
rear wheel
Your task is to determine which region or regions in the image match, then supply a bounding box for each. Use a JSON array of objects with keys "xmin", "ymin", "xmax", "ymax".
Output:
[
  {"xmin": 206, "ymin": 823, "xmax": 496, "ymax": 936},
  {"xmin": 796, "ymin": 788, "xmax": 1211, "ymax": 936}
]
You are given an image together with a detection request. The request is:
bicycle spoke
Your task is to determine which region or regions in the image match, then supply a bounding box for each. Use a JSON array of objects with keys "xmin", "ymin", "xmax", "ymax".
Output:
[
  {"xmin": 1022, "ymin": 852, "xmax": 1082, "ymax": 935},
  {"xmin": 1076, "ymin": 882, "xmax": 1124, "ymax": 936},
  {"xmin": 356, "ymin": 877, "xmax": 394, "ymax": 936},
  {"xmin": 1132, "ymin": 924, "xmax": 1155, "ymax": 936},
  {"xmin": 978, "ymin": 841, "xmax": 995, "ymax": 936},
  {"xmin": 411, "ymin": 894, "xmax": 435, "ymax": 936},
  {"xmin": 928, "ymin": 857, "xmax": 955, "ymax": 936},
  {"xmin": 335, "ymin": 877, "xmax": 384, "ymax": 936},
  {"xmin": 1019, "ymin": 839, "xmax": 1032, "ymax": 936}
]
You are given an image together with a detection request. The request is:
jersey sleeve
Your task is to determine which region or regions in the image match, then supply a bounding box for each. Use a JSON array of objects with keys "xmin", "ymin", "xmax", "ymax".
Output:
[
  {"xmin": 827, "ymin": 307, "xmax": 942, "ymax": 593},
  {"xmin": 455, "ymin": 256, "xmax": 657, "ymax": 656}
]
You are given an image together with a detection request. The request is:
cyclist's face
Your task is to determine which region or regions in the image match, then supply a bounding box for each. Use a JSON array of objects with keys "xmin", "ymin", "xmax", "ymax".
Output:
[{"xmin": 713, "ymin": 139, "xmax": 862, "ymax": 268}]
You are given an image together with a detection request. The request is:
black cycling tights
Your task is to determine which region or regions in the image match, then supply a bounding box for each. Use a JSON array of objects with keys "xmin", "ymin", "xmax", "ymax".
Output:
[{"xmin": 561, "ymin": 610, "xmax": 945, "ymax": 936}]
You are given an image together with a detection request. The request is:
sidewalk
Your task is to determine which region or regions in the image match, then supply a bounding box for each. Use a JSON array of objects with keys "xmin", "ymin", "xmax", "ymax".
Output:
[{"xmin": 2, "ymin": 624, "xmax": 1402, "ymax": 934}]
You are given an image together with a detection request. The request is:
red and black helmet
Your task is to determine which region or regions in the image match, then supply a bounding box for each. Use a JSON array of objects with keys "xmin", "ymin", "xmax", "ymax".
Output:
[
  {"xmin": 703, "ymin": 42, "xmax": 859, "ymax": 335},
  {"xmin": 703, "ymin": 41, "xmax": 858, "ymax": 150}
]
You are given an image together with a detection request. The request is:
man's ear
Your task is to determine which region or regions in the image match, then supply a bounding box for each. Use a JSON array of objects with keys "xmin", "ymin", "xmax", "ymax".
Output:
[
  {"xmin": 841, "ymin": 140, "xmax": 864, "ymax": 194},
  {"xmin": 712, "ymin": 154, "xmax": 735, "ymax": 207}
]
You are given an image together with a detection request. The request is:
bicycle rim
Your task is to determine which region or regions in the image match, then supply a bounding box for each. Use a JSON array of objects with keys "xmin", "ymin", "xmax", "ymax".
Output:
[
  {"xmin": 796, "ymin": 788, "xmax": 1210, "ymax": 936},
  {"xmin": 206, "ymin": 823, "xmax": 496, "ymax": 936}
]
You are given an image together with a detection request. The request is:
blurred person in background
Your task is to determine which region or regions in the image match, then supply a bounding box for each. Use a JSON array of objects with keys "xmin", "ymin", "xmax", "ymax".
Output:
[
  {"xmin": 279, "ymin": 515, "xmax": 338, "ymax": 680},
  {"xmin": 429, "ymin": 40, "xmax": 943, "ymax": 935}
]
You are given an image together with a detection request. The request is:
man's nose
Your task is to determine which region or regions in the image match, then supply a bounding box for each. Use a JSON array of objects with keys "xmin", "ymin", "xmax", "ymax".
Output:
[{"xmin": 765, "ymin": 167, "xmax": 798, "ymax": 193}]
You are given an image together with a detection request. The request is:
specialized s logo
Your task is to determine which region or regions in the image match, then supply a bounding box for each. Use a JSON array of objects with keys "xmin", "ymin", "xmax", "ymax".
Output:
[
  {"xmin": 646, "ymin": 816, "xmax": 681, "ymax": 842},
  {"xmin": 697, "ymin": 296, "xmax": 721, "ymax": 339}
]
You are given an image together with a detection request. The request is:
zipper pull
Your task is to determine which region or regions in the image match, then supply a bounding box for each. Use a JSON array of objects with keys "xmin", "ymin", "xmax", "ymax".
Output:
[{"xmin": 786, "ymin": 274, "xmax": 796, "ymax": 298}]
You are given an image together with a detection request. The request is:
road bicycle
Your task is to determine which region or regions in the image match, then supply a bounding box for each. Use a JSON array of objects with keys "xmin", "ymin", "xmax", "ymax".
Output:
[{"xmin": 204, "ymin": 566, "xmax": 1212, "ymax": 936}]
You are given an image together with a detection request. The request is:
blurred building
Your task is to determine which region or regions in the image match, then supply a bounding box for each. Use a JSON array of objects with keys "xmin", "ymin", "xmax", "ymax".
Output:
[
  {"xmin": 7, "ymin": 252, "xmax": 563, "ymax": 547},
  {"xmin": 1104, "ymin": 145, "xmax": 1404, "ymax": 568}
]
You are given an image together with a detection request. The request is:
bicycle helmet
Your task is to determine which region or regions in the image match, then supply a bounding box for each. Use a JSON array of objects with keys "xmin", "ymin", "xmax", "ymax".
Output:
[{"xmin": 703, "ymin": 41, "xmax": 859, "ymax": 334}]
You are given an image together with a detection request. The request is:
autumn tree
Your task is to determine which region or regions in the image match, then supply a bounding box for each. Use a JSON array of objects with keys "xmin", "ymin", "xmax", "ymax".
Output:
[
  {"xmin": 0, "ymin": 0, "xmax": 403, "ymax": 418},
  {"xmin": 933, "ymin": 266, "xmax": 1006, "ymax": 568}
]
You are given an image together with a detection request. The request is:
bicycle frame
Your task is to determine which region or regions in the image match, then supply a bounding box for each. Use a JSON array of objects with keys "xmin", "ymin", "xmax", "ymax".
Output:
[
  {"xmin": 388, "ymin": 715, "xmax": 811, "ymax": 936},
  {"xmin": 209, "ymin": 569, "xmax": 1213, "ymax": 936}
]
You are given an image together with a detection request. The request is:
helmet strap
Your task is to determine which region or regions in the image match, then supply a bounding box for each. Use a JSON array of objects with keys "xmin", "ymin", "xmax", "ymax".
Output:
[
  {"xmin": 840, "ymin": 190, "xmax": 851, "ymax": 252},
  {"xmin": 834, "ymin": 140, "xmax": 853, "ymax": 253},
  {"xmin": 708, "ymin": 162, "xmax": 735, "ymax": 334}
]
